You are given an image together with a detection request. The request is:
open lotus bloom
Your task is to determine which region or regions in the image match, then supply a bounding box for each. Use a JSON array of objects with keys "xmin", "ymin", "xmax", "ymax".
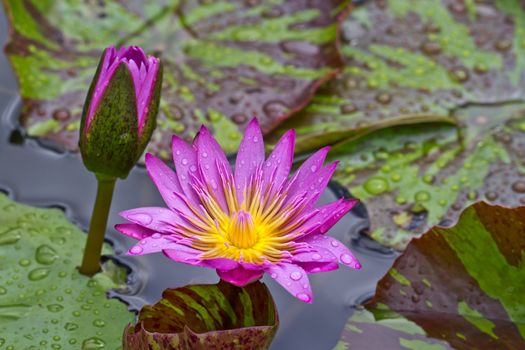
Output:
[
  {"xmin": 116, "ymin": 118, "xmax": 361, "ymax": 303},
  {"xmin": 80, "ymin": 45, "xmax": 162, "ymax": 179}
]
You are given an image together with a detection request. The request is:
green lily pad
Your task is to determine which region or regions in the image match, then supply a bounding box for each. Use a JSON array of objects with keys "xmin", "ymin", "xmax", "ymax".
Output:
[
  {"xmin": 2, "ymin": 0, "xmax": 351, "ymax": 158},
  {"xmin": 276, "ymin": 0, "xmax": 525, "ymax": 145},
  {"xmin": 335, "ymin": 202, "xmax": 525, "ymax": 349},
  {"xmin": 0, "ymin": 193, "xmax": 133, "ymax": 349},
  {"xmin": 271, "ymin": 0, "xmax": 525, "ymax": 249},
  {"xmin": 124, "ymin": 280, "xmax": 278, "ymax": 350}
]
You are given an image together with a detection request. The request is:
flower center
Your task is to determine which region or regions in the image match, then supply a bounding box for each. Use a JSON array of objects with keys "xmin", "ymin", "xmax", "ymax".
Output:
[{"xmin": 226, "ymin": 211, "xmax": 259, "ymax": 249}]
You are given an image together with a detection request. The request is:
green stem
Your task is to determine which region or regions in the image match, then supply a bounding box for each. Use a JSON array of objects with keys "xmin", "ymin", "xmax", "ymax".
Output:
[{"xmin": 79, "ymin": 175, "xmax": 116, "ymax": 276}]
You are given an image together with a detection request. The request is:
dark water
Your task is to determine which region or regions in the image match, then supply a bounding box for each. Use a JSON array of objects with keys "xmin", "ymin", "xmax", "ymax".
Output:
[{"xmin": 0, "ymin": 9, "xmax": 395, "ymax": 350}]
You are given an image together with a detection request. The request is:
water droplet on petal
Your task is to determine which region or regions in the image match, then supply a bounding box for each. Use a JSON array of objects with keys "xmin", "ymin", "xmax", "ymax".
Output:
[
  {"xmin": 290, "ymin": 271, "xmax": 302, "ymax": 281},
  {"xmin": 253, "ymin": 136, "xmax": 259, "ymax": 143},
  {"xmin": 270, "ymin": 273, "xmax": 277, "ymax": 279},
  {"xmin": 296, "ymin": 292, "xmax": 311, "ymax": 302},
  {"xmin": 202, "ymin": 152, "xmax": 208, "ymax": 158},
  {"xmin": 330, "ymin": 240, "xmax": 339, "ymax": 247},
  {"xmin": 129, "ymin": 246, "xmax": 143, "ymax": 255},
  {"xmin": 310, "ymin": 165, "xmax": 317, "ymax": 172},
  {"xmin": 128, "ymin": 213, "xmax": 152, "ymax": 225},
  {"xmin": 190, "ymin": 165, "xmax": 197, "ymax": 172},
  {"xmin": 182, "ymin": 158, "xmax": 188, "ymax": 165},
  {"xmin": 152, "ymin": 233, "xmax": 162, "ymax": 239},
  {"xmin": 312, "ymin": 253, "xmax": 321, "ymax": 260},
  {"xmin": 340, "ymin": 254, "xmax": 354, "ymax": 265}
]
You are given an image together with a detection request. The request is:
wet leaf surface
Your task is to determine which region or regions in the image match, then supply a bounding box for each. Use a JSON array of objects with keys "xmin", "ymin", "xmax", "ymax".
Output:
[
  {"xmin": 335, "ymin": 202, "xmax": 525, "ymax": 349},
  {"xmin": 124, "ymin": 280, "xmax": 278, "ymax": 350},
  {"xmin": 0, "ymin": 193, "xmax": 133, "ymax": 349},
  {"xmin": 272, "ymin": 0, "xmax": 525, "ymax": 249},
  {"xmin": 2, "ymin": 0, "xmax": 350, "ymax": 158}
]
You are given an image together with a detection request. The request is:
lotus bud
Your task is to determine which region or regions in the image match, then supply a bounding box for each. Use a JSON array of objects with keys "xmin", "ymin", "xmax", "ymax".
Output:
[{"xmin": 79, "ymin": 46, "xmax": 163, "ymax": 179}]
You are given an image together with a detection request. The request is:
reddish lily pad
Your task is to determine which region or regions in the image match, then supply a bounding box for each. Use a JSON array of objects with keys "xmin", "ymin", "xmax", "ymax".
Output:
[
  {"xmin": 335, "ymin": 202, "xmax": 525, "ymax": 349},
  {"xmin": 2, "ymin": 0, "xmax": 351, "ymax": 157},
  {"xmin": 271, "ymin": 0, "xmax": 525, "ymax": 249},
  {"xmin": 124, "ymin": 280, "xmax": 278, "ymax": 350}
]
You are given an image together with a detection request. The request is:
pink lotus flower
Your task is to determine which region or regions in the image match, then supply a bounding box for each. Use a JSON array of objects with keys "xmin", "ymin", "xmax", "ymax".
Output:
[{"xmin": 116, "ymin": 119, "xmax": 361, "ymax": 303}]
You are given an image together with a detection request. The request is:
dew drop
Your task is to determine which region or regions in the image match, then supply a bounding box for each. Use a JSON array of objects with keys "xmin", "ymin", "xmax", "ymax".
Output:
[
  {"xmin": 290, "ymin": 271, "xmax": 302, "ymax": 281},
  {"xmin": 46, "ymin": 304, "xmax": 63, "ymax": 313},
  {"xmin": 127, "ymin": 213, "xmax": 152, "ymax": 225},
  {"xmin": 152, "ymin": 233, "xmax": 162, "ymax": 239},
  {"xmin": 296, "ymin": 292, "xmax": 311, "ymax": 302},
  {"xmin": 512, "ymin": 181, "xmax": 525, "ymax": 193},
  {"xmin": 363, "ymin": 177, "xmax": 389, "ymax": 195},
  {"xmin": 35, "ymin": 244, "xmax": 58, "ymax": 265},
  {"xmin": 202, "ymin": 152, "xmax": 208, "ymax": 158},
  {"xmin": 129, "ymin": 246, "xmax": 143, "ymax": 255},
  {"xmin": 330, "ymin": 240, "xmax": 339, "ymax": 247},
  {"xmin": 28, "ymin": 268, "xmax": 50, "ymax": 281},
  {"xmin": 0, "ymin": 228, "xmax": 22, "ymax": 245},
  {"xmin": 81, "ymin": 337, "xmax": 106, "ymax": 349},
  {"xmin": 190, "ymin": 165, "xmax": 197, "ymax": 172},
  {"xmin": 64, "ymin": 322, "xmax": 78, "ymax": 331},
  {"xmin": 270, "ymin": 273, "xmax": 277, "ymax": 279},
  {"xmin": 92, "ymin": 319, "xmax": 105, "ymax": 328},
  {"xmin": 340, "ymin": 254, "xmax": 353, "ymax": 265},
  {"xmin": 310, "ymin": 165, "xmax": 317, "ymax": 172},
  {"xmin": 415, "ymin": 191, "xmax": 431, "ymax": 202},
  {"xmin": 312, "ymin": 253, "xmax": 321, "ymax": 260},
  {"xmin": 182, "ymin": 158, "xmax": 188, "ymax": 165}
]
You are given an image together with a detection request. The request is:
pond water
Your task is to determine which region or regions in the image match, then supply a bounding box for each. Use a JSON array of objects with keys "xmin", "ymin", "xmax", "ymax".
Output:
[{"xmin": 0, "ymin": 9, "xmax": 396, "ymax": 349}]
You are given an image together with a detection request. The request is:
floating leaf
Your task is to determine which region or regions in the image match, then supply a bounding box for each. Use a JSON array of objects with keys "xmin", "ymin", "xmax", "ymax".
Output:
[
  {"xmin": 277, "ymin": 0, "xmax": 525, "ymax": 145},
  {"xmin": 271, "ymin": 0, "xmax": 525, "ymax": 249},
  {"xmin": 0, "ymin": 193, "xmax": 133, "ymax": 348},
  {"xmin": 335, "ymin": 202, "xmax": 525, "ymax": 349},
  {"xmin": 2, "ymin": 0, "xmax": 351, "ymax": 158},
  {"xmin": 124, "ymin": 280, "xmax": 278, "ymax": 350}
]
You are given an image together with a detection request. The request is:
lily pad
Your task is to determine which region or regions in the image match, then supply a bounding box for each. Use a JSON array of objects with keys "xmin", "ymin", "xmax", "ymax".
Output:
[
  {"xmin": 124, "ymin": 280, "xmax": 278, "ymax": 350},
  {"xmin": 271, "ymin": 0, "xmax": 525, "ymax": 249},
  {"xmin": 277, "ymin": 0, "xmax": 525, "ymax": 145},
  {"xmin": 0, "ymin": 193, "xmax": 133, "ymax": 348},
  {"xmin": 335, "ymin": 202, "xmax": 525, "ymax": 349},
  {"xmin": 2, "ymin": 0, "xmax": 351, "ymax": 157}
]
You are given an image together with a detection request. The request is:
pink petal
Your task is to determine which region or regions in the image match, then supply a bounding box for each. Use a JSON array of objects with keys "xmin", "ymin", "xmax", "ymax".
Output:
[
  {"xmin": 235, "ymin": 118, "xmax": 264, "ymax": 202},
  {"xmin": 301, "ymin": 235, "xmax": 361, "ymax": 270},
  {"xmin": 296, "ymin": 261, "xmax": 338, "ymax": 274},
  {"xmin": 163, "ymin": 245, "xmax": 205, "ymax": 266},
  {"xmin": 286, "ymin": 147, "xmax": 330, "ymax": 200},
  {"xmin": 201, "ymin": 258, "xmax": 239, "ymax": 271},
  {"xmin": 119, "ymin": 207, "xmax": 179, "ymax": 233},
  {"xmin": 292, "ymin": 245, "xmax": 337, "ymax": 263},
  {"xmin": 217, "ymin": 266, "xmax": 264, "ymax": 286},
  {"xmin": 301, "ymin": 161, "xmax": 339, "ymax": 208},
  {"xmin": 296, "ymin": 198, "xmax": 358, "ymax": 239},
  {"xmin": 266, "ymin": 263, "xmax": 313, "ymax": 303},
  {"xmin": 195, "ymin": 126, "xmax": 232, "ymax": 211},
  {"xmin": 145, "ymin": 154, "xmax": 193, "ymax": 214},
  {"xmin": 263, "ymin": 129, "xmax": 295, "ymax": 192},
  {"xmin": 127, "ymin": 234, "xmax": 179, "ymax": 255},
  {"xmin": 171, "ymin": 135, "xmax": 200, "ymax": 204},
  {"xmin": 115, "ymin": 223, "xmax": 156, "ymax": 240}
]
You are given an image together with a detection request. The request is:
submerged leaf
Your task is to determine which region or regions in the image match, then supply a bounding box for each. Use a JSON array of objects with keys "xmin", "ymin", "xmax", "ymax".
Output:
[
  {"xmin": 0, "ymin": 194, "xmax": 133, "ymax": 348},
  {"xmin": 124, "ymin": 280, "xmax": 278, "ymax": 350},
  {"xmin": 336, "ymin": 202, "xmax": 525, "ymax": 349},
  {"xmin": 272, "ymin": 0, "xmax": 525, "ymax": 249},
  {"xmin": 2, "ymin": 0, "xmax": 351, "ymax": 157}
]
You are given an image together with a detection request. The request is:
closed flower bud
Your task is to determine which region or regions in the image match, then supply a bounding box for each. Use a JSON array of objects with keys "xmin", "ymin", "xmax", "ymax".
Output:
[{"xmin": 79, "ymin": 46, "xmax": 163, "ymax": 179}]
